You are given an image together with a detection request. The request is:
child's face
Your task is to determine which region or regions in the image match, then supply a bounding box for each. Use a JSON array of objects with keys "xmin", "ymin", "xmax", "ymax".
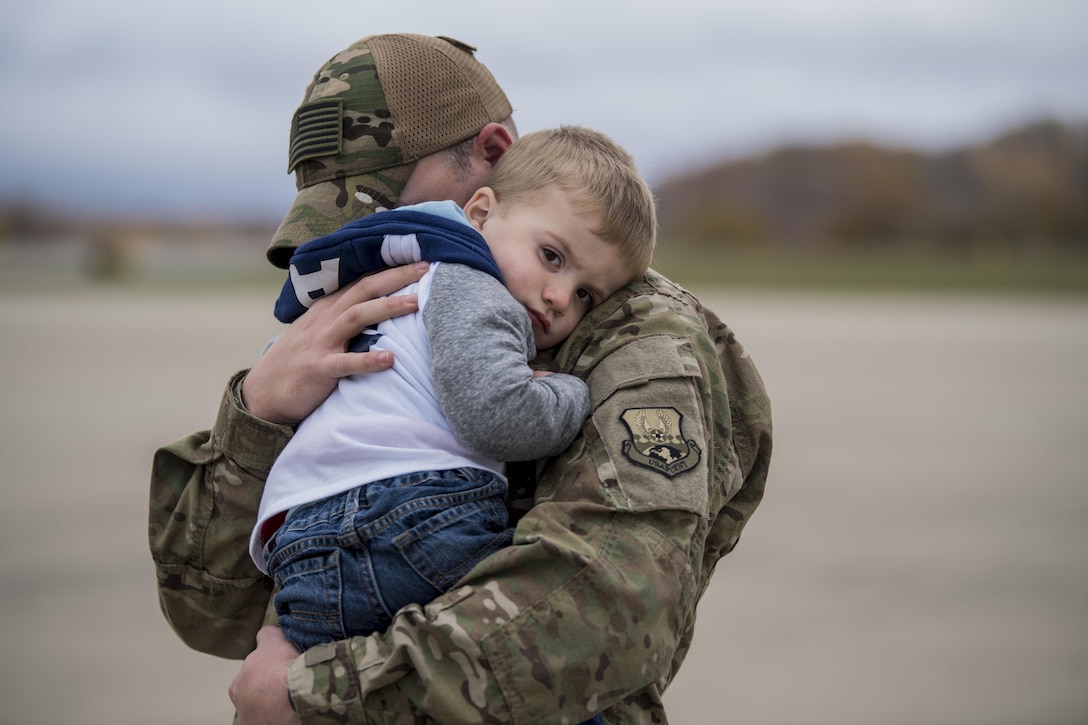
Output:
[{"xmin": 464, "ymin": 186, "xmax": 633, "ymax": 350}]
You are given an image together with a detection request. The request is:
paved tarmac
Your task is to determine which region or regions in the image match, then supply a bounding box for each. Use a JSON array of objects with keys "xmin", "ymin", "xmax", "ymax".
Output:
[{"xmin": 1, "ymin": 284, "xmax": 1085, "ymax": 724}]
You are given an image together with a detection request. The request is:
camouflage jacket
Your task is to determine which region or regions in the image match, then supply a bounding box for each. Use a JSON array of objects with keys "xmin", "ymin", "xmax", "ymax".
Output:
[{"xmin": 149, "ymin": 270, "xmax": 772, "ymax": 724}]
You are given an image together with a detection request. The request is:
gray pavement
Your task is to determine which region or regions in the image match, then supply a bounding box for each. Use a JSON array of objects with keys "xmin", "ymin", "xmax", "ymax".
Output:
[{"xmin": 1, "ymin": 286, "xmax": 1085, "ymax": 724}]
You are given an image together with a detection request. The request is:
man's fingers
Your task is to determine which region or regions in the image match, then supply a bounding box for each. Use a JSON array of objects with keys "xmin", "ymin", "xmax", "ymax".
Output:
[
  {"xmin": 297, "ymin": 263, "xmax": 427, "ymax": 325},
  {"xmin": 254, "ymin": 625, "xmax": 279, "ymax": 645},
  {"xmin": 229, "ymin": 627, "xmax": 300, "ymax": 725},
  {"xmin": 340, "ymin": 262, "xmax": 429, "ymax": 305},
  {"xmin": 323, "ymin": 350, "xmax": 395, "ymax": 379},
  {"xmin": 331, "ymin": 293, "xmax": 419, "ymax": 342},
  {"xmin": 246, "ymin": 263, "xmax": 425, "ymax": 423}
]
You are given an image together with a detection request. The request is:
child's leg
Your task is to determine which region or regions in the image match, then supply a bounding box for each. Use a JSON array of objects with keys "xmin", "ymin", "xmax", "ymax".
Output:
[
  {"xmin": 267, "ymin": 468, "xmax": 512, "ymax": 652},
  {"xmin": 351, "ymin": 468, "xmax": 512, "ymax": 617},
  {"xmin": 265, "ymin": 488, "xmax": 369, "ymax": 652}
]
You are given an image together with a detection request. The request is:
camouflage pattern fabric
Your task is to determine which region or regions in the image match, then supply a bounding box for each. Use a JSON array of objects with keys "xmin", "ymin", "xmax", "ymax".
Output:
[
  {"xmin": 267, "ymin": 41, "xmax": 415, "ymax": 269},
  {"xmin": 150, "ymin": 369, "xmax": 286, "ymax": 657},
  {"xmin": 149, "ymin": 271, "xmax": 772, "ymax": 723},
  {"xmin": 266, "ymin": 160, "xmax": 414, "ymax": 270},
  {"xmin": 265, "ymin": 34, "xmax": 513, "ymax": 270}
]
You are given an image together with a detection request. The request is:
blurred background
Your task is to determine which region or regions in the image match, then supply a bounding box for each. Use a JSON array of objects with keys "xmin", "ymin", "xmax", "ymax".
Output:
[{"xmin": 1, "ymin": 1, "xmax": 1086, "ymax": 723}]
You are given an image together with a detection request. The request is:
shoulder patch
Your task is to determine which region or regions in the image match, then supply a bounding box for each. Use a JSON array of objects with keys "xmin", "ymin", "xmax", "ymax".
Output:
[{"xmin": 619, "ymin": 407, "xmax": 702, "ymax": 478}]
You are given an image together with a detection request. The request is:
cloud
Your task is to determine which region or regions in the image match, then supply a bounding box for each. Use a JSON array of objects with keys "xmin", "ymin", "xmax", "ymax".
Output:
[{"xmin": 2, "ymin": 0, "xmax": 1086, "ymax": 217}]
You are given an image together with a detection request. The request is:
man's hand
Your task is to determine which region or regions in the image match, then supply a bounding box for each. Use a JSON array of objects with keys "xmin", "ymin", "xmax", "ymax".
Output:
[
  {"xmin": 229, "ymin": 626, "xmax": 301, "ymax": 725},
  {"xmin": 243, "ymin": 262, "xmax": 429, "ymax": 424}
]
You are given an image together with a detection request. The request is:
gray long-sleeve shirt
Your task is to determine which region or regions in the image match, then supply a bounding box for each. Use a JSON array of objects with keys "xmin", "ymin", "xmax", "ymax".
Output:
[{"xmin": 426, "ymin": 262, "xmax": 590, "ymax": 460}]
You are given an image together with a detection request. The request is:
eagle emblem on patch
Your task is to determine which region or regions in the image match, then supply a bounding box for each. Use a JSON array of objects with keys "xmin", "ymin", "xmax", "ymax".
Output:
[{"xmin": 620, "ymin": 407, "xmax": 702, "ymax": 477}]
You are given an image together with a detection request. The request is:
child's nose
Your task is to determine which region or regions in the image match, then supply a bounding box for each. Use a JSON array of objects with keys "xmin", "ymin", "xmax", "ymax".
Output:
[{"xmin": 543, "ymin": 283, "xmax": 571, "ymax": 314}]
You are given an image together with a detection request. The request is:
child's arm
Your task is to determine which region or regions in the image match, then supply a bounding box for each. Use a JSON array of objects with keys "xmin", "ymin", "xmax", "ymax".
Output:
[{"xmin": 425, "ymin": 263, "xmax": 590, "ymax": 462}]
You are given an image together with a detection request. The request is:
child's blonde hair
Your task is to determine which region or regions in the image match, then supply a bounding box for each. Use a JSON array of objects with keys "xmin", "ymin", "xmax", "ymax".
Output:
[{"xmin": 483, "ymin": 126, "xmax": 656, "ymax": 276}]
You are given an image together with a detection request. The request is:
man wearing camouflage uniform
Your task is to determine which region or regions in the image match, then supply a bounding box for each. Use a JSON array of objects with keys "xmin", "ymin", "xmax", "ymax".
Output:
[{"xmin": 149, "ymin": 33, "xmax": 772, "ymax": 724}]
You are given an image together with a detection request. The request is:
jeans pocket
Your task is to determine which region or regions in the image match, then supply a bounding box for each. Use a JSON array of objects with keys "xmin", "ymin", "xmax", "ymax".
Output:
[
  {"xmin": 393, "ymin": 493, "xmax": 513, "ymax": 591},
  {"xmin": 271, "ymin": 545, "xmax": 347, "ymax": 650}
]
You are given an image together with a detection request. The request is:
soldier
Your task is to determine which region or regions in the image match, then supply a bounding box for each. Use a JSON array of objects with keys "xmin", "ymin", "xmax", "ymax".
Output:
[
  {"xmin": 254, "ymin": 125, "xmax": 656, "ymax": 688},
  {"xmin": 149, "ymin": 33, "xmax": 773, "ymax": 724}
]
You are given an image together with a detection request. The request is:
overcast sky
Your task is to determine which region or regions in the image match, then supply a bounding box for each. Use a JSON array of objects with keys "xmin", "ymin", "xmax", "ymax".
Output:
[{"xmin": 1, "ymin": 0, "xmax": 1086, "ymax": 220}]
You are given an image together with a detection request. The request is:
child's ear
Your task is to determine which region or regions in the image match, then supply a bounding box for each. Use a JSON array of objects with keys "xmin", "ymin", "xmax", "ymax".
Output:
[{"xmin": 463, "ymin": 187, "xmax": 497, "ymax": 232}]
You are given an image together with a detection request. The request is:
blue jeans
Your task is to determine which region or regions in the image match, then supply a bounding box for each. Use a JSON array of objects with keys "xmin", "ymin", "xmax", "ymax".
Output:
[
  {"xmin": 268, "ymin": 467, "xmax": 605, "ymax": 724},
  {"xmin": 267, "ymin": 467, "xmax": 513, "ymax": 652}
]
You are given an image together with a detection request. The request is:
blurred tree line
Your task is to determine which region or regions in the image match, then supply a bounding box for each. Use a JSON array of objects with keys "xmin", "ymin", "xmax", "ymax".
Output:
[
  {"xmin": 656, "ymin": 119, "xmax": 1088, "ymax": 258},
  {"xmin": 3, "ymin": 118, "xmax": 1085, "ymax": 284},
  {"xmin": 0, "ymin": 204, "xmax": 276, "ymax": 280}
]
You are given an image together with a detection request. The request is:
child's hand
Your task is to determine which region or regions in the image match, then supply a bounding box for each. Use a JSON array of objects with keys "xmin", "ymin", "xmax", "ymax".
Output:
[{"xmin": 532, "ymin": 369, "xmax": 553, "ymax": 379}]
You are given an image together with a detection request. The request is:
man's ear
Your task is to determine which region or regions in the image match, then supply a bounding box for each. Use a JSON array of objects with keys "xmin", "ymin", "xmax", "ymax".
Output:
[
  {"xmin": 473, "ymin": 122, "xmax": 514, "ymax": 169},
  {"xmin": 463, "ymin": 187, "xmax": 497, "ymax": 231}
]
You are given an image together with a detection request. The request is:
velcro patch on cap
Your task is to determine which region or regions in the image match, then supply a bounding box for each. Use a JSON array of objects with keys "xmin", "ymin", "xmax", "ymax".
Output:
[{"xmin": 288, "ymin": 99, "xmax": 343, "ymax": 172}]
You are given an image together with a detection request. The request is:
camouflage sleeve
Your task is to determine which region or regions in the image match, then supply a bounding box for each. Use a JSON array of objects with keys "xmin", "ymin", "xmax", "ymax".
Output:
[
  {"xmin": 149, "ymin": 369, "xmax": 288, "ymax": 659},
  {"xmin": 286, "ymin": 333, "xmax": 713, "ymax": 724}
]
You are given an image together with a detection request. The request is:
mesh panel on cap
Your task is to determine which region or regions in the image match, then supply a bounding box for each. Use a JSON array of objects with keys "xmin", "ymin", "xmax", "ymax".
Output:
[{"xmin": 369, "ymin": 35, "xmax": 512, "ymax": 160}]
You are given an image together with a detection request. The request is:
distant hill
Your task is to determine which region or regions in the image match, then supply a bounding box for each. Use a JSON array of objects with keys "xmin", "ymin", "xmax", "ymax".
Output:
[
  {"xmin": 655, "ymin": 119, "xmax": 1088, "ymax": 254},
  {"xmin": 6, "ymin": 118, "xmax": 1086, "ymax": 260}
]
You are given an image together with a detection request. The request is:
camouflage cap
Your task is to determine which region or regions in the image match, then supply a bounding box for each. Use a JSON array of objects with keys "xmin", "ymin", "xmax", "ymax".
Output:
[{"xmin": 267, "ymin": 34, "xmax": 513, "ymax": 268}]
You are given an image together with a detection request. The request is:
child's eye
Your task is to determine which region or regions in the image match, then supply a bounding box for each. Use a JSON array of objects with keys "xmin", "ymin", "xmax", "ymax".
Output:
[
  {"xmin": 577, "ymin": 288, "xmax": 593, "ymax": 306},
  {"xmin": 542, "ymin": 248, "xmax": 561, "ymax": 268}
]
